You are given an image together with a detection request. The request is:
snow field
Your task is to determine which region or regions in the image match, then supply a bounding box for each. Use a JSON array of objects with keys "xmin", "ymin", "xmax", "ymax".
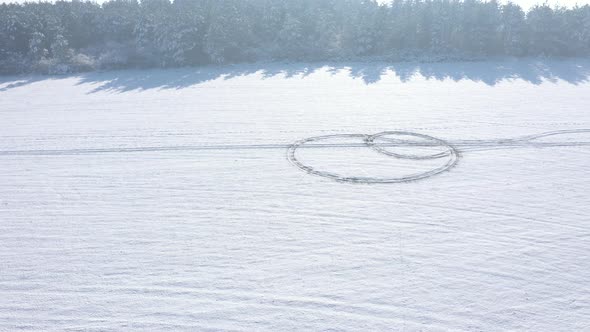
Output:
[{"xmin": 1, "ymin": 60, "xmax": 590, "ymax": 331}]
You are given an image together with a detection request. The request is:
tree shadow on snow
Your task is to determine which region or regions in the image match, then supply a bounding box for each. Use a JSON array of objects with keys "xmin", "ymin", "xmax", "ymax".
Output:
[
  {"xmin": 1, "ymin": 58, "xmax": 589, "ymax": 93},
  {"xmin": 0, "ymin": 76, "xmax": 49, "ymax": 92}
]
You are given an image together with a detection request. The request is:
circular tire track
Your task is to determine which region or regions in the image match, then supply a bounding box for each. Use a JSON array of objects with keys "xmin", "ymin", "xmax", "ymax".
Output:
[
  {"xmin": 365, "ymin": 131, "xmax": 455, "ymax": 160},
  {"xmin": 287, "ymin": 132, "xmax": 460, "ymax": 184}
]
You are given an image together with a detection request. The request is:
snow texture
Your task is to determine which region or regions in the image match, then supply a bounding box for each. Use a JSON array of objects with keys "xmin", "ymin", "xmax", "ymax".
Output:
[{"xmin": 1, "ymin": 59, "xmax": 590, "ymax": 331}]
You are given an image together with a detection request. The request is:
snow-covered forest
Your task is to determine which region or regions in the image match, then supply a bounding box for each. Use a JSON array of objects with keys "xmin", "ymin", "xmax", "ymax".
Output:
[{"xmin": 1, "ymin": 0, "xmax": 590, "ymax": 74}]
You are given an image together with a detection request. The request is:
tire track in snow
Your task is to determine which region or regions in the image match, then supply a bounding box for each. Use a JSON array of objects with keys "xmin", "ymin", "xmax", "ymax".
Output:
[{"xmin": 1, "ymin": 129, "xmax": 588, "ymax": 156}]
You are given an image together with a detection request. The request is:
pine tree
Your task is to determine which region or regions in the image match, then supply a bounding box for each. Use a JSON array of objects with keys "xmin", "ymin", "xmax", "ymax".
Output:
[
  {"xmin": 50, "ymin": 34, "xmax": 71, "ymax": 61},
  {"xmin": 501, "ymin": 2, "xmax": 526, "ymax": 56},
  {"xmin": 204, "ymin": 0, "xmax": 253, "ymax": 64},
  {"xmin": 277, "ymin": 14, "xmax": 305, "ymax": 58},
  {"xmin": 1, "ymin": 0, "xmax": 590, "ymax": 75},
  {"xmin": 28, "ymin": 31, "xmax": 47, "ymax": 60}
]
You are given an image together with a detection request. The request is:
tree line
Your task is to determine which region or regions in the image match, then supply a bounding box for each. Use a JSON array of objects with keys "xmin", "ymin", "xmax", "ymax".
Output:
[{"xmin": 1, "ymin": 0, "xmax": 589, "ymax": 74}]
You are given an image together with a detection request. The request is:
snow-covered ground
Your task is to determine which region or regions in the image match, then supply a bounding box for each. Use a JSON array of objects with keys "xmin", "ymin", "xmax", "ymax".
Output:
[{"xmin": 1, "ymin": 59, "xmax": 589, "ymax": 331}]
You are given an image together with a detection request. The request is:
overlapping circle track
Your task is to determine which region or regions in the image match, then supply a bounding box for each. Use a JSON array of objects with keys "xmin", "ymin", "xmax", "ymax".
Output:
[{"xmin": 287, "ymin": 131, "xmax": 460, "ymax": 184}]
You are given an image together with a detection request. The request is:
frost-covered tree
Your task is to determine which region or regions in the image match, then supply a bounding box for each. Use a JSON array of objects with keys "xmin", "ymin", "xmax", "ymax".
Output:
[
  {"xmin": 98, "ymin": 0, "xmax": 140, "ymax": 43},
  {"xmin": 338, "ymin": 0, "xmax": 382, "ymax": 56},
  {"xmin": 527, "ymin": 4, "xmax": 566, "ymax": 55},
  {"xmin": 133, "ymin": 0, "xmax": 173, "ymax": 65},
  {"xmin": 501, "ymin": 3, "xmax": 527, "ymax": 56},
  {"xmin": 561, "ymin": 5, "xmax": 590, "ymax": 55},
  {"xmin": 1, "ymin": 0, "xmax": 590, "ymax": 74},
  {"xmin": 277, "ymin": 14, "xmax": 305, "ymax": 58},
  {"xmin": 169, "ymin": 0, "xmax": 208, "ymax": 64},
  {"xmin": 50, "ymin": 34, "xmax": 71, "ymax": 61},
  {"xmin": 28, "ymin": 31, "xmax": 47, "ymax": 60},
  {"xmin": 204, "ymin": 0, "xmax": 256, "ymax": 63}
]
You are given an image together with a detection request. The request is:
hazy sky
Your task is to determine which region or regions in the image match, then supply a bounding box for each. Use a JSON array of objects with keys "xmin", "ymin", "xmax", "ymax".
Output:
[{"xmin": 1, "ymin": 0, "xmax": 590, "ymax": 10}]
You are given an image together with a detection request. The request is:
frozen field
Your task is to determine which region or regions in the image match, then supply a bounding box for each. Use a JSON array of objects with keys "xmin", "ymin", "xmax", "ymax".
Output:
[{"xmin": 1, "ymin": 60, "xmax": 589, "ymax": 331}]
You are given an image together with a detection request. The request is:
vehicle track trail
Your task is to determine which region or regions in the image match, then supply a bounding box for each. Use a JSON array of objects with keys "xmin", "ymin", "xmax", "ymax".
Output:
[{"xmin": 1, "ymin": 129, "xmax": 589, "ymax": 184}]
